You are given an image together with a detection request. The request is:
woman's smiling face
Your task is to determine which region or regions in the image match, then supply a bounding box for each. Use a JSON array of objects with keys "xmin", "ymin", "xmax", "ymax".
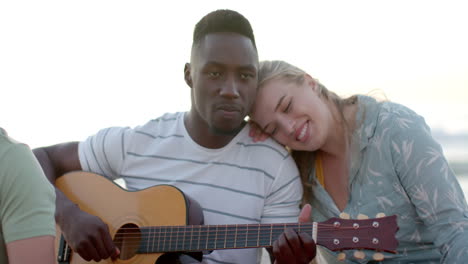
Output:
[{"xmin": 251, "ymin": 75, "xmax": 331, "ymax": 151}]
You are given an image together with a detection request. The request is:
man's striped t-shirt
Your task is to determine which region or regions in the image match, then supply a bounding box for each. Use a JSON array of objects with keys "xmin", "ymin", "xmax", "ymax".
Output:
[{"xmin": 78, "ymin": 112, "xmax": 302, "ymax": 264}]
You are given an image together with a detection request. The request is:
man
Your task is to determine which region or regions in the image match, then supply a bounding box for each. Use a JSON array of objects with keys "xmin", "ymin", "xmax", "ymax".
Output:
[
  {"xmin": 34, "ymin": 9, "xmax": 316, "ymax": 263},
  {"xmin": 0, "ymin": 128, "xmax": 56, "ymax": 264}
]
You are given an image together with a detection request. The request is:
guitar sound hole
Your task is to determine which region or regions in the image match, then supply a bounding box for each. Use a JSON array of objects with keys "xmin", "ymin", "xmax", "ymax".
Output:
[{"xmin": 113, "ymin": 223, "xmax": 141, "ymax": 260}]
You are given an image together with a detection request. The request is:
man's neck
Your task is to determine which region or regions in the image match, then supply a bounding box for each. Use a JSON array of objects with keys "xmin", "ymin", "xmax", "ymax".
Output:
[{"xmin": 184, "ymin": 112, "xmax": 244, "ymax": 149}]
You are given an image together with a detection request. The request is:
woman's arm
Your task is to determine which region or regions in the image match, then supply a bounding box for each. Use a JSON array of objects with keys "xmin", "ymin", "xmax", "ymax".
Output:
[{"xmin": 390, "ymin": 106, "xmax": 468, "ymax": 263}]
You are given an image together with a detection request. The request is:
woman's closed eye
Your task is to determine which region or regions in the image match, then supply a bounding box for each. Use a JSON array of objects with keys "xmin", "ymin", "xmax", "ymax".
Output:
[
  {"xmin": 268, "ymin": 126, "xmax": 277, "ymax": 136},
  {"xmin": 284, "ymin": 99, "xmax": 292, "ymax": 113}
]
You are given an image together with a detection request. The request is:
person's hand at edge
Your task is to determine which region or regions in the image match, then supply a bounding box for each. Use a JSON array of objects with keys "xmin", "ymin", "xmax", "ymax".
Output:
[{"xmin": 248, "ymin": 121, "xmax": 270, "ymax": 142}]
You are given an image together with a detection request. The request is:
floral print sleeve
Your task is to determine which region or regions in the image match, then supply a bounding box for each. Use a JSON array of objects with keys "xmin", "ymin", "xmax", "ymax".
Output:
[{"xmin": 390, "ymin": 105, "xmax": 468, "ymax": 263}]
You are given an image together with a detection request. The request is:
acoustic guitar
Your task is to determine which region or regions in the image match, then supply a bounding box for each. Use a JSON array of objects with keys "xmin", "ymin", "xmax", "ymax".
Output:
[{"xmin": 55, "ymin": 171, "xmax": 398, "ymax": 263}]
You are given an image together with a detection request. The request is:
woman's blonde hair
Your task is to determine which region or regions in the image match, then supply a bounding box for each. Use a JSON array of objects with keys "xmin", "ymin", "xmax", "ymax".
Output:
[{"xmin": 258, "ymin": 60, "xmax": 357, "ymax": 204}]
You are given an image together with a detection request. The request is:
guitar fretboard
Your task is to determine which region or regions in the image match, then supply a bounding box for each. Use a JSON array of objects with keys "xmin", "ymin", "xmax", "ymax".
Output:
[{"xmin": 137, "ymin": 223, "xmax": 311, "ymax": 253}]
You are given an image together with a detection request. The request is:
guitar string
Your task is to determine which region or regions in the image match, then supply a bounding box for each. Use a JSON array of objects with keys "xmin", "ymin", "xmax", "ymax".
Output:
[
  {"xmin": 107, "ymin": 236, "xmax": 387, "ymax": 245},
  {"xmin": 107, "ymin": 223, "xmax": 388, "ymax": 233},
  {"xmin": 108, "ymin": 232, "xmax": 392, "ymax": 249},
  {"xmin": 111, "ymin": 232, "xmax": 384, "ymax": 241},
  {"xmin": 62, "ymin": 228, "xmax": 392, "ymax": 250},
  {"xmin": 109, "ymin": 225, "xmax": 385, "ymax": 237},
  {"xmin": 109, "ymin": 220, "xmax": 391, "ymax": 229},
  {"xmin": 61, "ymin": 237, "xmax": 392, "ymax": 251},
  {"xmin": 62, "ymin": 223, "xmax": 393, "ymax": 249},
  {"xmin": 107, "ymin": 229, "xmax": 389, "ymax": 247}
]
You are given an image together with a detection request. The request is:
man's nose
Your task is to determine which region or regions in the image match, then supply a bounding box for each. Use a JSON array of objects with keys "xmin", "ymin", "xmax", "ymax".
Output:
[{"xmin": 219, "ymin": 76, "xmax": 240, "ymax": 99}]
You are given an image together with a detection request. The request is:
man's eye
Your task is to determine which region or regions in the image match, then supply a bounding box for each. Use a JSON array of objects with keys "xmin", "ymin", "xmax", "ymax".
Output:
[
  {"xmin": 240, "ymin": 73, "xmax": 253, "ymax": 79},
  {"xmin": 209, "ymin": 72, "xmax": 220, "ymax": 77}
]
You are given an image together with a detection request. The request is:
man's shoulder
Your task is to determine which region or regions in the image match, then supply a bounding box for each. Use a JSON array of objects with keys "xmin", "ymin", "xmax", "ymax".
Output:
[
  {"xmin": 137, "ymin": 112, "xmax": 184, "ymax": 131},
  {"xmin": 235, "ymin": 128, "xmax": 291, "ymax": 162},
  {"xmin": 149, "ymin": 112, "xmax": 184, "ymax": 123}
]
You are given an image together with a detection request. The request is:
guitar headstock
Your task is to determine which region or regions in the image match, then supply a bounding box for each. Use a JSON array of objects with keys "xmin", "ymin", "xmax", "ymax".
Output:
[{"xmin": 316, "ymin": 214, "xmax": 398, "ymax": 253}]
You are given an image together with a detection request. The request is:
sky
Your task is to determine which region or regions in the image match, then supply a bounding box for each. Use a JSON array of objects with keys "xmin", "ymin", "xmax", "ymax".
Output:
[{"xmin": 1, "ymin": 0, "xmax": 467, "ymax": 149}]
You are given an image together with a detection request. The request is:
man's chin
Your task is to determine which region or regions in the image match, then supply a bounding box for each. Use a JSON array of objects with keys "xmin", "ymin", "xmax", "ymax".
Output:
[{"xmin": 211, "ymin": 123, "xmax": 245, "ymax": 136}]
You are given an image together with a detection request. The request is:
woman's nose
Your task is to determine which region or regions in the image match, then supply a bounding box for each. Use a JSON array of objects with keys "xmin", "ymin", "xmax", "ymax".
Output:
[{"xmin": 279, "ymin": 116, "xmax": 295, "ymax": 136}]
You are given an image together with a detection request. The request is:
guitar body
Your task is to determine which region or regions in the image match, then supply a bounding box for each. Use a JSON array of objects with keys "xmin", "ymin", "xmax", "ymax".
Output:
[{"xmin": 55, "ymin": 171, "xmax": 199, "ymax": 264}]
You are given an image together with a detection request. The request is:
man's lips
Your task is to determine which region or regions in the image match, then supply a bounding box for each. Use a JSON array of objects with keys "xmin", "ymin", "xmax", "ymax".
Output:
[
  {"xmin": 216, "ymin": 104, "xmax": 241, "ymax": 113},
  {"xmin": 215, "ymin": 104, "xmax": 242, "ymax": 119}
]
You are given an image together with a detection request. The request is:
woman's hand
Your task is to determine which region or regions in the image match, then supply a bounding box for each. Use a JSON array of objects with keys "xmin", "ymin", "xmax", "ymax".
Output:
[{"xmin": 248, "ymin": 121, "xmax": 270, "ymax": 142}]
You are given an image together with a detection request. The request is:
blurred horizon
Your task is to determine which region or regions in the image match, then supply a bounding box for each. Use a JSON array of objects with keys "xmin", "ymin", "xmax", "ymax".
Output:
[{"xmin": 1, "ymin": 0, "xmax": 467, "ymax": 165}]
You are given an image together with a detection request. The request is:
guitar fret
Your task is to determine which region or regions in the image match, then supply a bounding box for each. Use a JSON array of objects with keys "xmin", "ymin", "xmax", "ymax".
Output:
[
  {"xmin": 148, "ymin": 226, "xmax": 152, "ymax": 253},
  {"xmin": 205, "ymin": 226, "xmax": 210, "ymax": 249},
  {"xmin": 269, "ymin": 224, "xmax": 273, "ymax": 246},
  {"xmin": 214, "ymin": 225, "xmax": 218, "ymax": 249},
  {"xmin": 189, "ymin": 225, "xmax": 193, "ymax": 251},
  {"xmin": 182, "ymin": 225, "xmax": 186, "ymax": 251},
  {"xmin": 258, "ymin": 224, "xmax": 272, "ymax": 247},
  {"xmin": 245, "ymin": 225, "xmax": 249, "ymax": 247},
  {"xmin": 157, "ymin": 226, "xmax": 161, "ymax": 252},
  {"xmin": 146, "ymin": 227, "xmax": 150, "ymax": 253},
  {"xmin": 234, "ymin": 224, "xmax": 247, "ymax": 248},
  {"xmin": 163, "ymin": 226, "xmax": 167, "ymax": 252},
  {"xmin": 234, "ymin": 224, "xmax": 238, "ymax": 248},
  {"xmin": 152, "ymin": 226, "xmax": 156, "ymax": 253},
  {"xmin": 174, "ymin": 226, "xmax": 178, "ymax": 252},
  {"xmin": 197, "ymin": 225, "xmax": 201, "ymax": 250},
  {"xmin": 223, "ymin": 225, "xmax": 236, "ymax": 249},
  {"xmin": 224, "ymin": 224, "xmax": 227, "ymax": 249},
  {"xmin": 256, "ymin": 224, "xmax": 260, "ymax": 247},
  {"xmin": 170, "ymin": 226, "xmax": 173, "ymax": 251}
]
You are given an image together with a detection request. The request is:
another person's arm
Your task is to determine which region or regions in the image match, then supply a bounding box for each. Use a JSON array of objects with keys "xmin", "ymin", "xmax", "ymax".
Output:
[
  {"xmin": 0, "ymin": 140, "xmax": 55, "ymax": 264},
  {"xmin": 6, "ymin": 236, "xmax": 55, "ymax": 264}
]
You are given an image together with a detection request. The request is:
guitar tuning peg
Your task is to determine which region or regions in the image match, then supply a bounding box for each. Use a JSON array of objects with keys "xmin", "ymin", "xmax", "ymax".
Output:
[
  {"xmin": 376, "ymin": 212, "xmax": 386, "ymax": 218},
  {"xmin": 357, "ymin": 213, "xmax": 369, "ymax": 219},
  {"xmin": 339, "ymin": 212, "xmax": 350, "ymax": 219},
  {"xmin": 337, "ymin": 252, "xmax": 346, "ymax": 261},
  {"xmin": 353, "ymin": 250, "xmax": 365, "ymax": 259},
  {"xmin": 373, "ymin": 252, "xmax": 385, "ymax": 261}
]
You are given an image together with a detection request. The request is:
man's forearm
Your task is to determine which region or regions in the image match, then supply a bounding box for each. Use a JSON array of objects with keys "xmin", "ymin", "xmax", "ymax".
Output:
[
  {"xmin": 32, "ymin": 146, "xmax": 80, "ymax": 225},
  {"xmin": 33, "ymin": 147, "xmax": 59, "ymax": 184}
]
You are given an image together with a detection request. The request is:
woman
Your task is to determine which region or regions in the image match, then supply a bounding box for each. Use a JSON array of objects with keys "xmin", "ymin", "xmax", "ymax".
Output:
[{"xmin": 249, "ymin": 60, "xmax": 468, "ymax": 263}]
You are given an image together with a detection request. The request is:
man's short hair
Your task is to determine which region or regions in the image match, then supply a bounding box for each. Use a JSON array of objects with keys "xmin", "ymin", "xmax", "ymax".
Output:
[{"xmin": 193, "ymin": 9, "xmax": 257, "ymax": 51}]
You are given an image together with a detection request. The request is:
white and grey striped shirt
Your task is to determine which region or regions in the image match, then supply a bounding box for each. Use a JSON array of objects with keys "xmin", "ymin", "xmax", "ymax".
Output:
[{"xmin": 78, "ymin": 112, "xmax": 302, "ymax": 264}]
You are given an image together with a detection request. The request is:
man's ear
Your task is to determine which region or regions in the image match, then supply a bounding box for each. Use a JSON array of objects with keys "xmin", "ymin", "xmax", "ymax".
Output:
[{"xmin": 184, "ymin": 63, "xmax": 193, "ymax": 88}]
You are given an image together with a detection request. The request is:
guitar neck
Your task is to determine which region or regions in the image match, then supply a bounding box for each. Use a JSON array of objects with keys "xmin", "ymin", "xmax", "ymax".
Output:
[
  {"xmin": 137, "ymin": 223, "xmax": 310, "ymax": 253},
  {"xmin": 134, "ymin": 215, "xmax": 398, "ymax": 254}
]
